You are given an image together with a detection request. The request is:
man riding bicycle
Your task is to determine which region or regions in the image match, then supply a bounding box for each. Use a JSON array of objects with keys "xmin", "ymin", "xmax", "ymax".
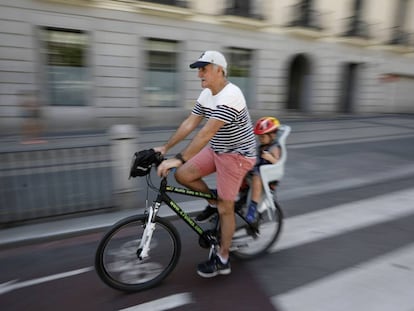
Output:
[{"xmin": 156, "ymin": 50, "xmax": 256, "ymax": 278}]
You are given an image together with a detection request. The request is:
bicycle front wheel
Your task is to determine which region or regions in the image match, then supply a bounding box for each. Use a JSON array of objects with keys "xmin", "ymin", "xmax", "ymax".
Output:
[
  {"xmin": 95, "ymin": 214, "xmax": 181, "ymax": 292},
  {"xmin": 231, "ymin": 200, "xmax": 283, "ymax": 260}
]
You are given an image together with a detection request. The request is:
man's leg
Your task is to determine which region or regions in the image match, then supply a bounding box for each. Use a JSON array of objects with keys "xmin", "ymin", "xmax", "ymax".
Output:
[
  {"xmin": 216, "ymin": 154, "xmax": 255, "ymax": 260},
  {"xmin": 217, "ymin": 199, "xmax": 236, "ymax": 259},
  {"xmin": 197, "ymin": 153, "xmax": 255, "ymax": 277},
  {"xmin": 175, "ymin": 148, "xmax": 219, "ymax": 223},
  {"xmin": 197, "ymin": 199, "xmax": 234, "ymax": 278},
  {"xmin": 175, "ymin": 162, "xmax": 211, "ymax": 194}
]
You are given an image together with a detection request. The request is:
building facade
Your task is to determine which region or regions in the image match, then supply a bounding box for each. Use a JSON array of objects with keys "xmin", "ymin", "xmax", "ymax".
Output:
[{"xmin": 1, "ymin": 0, "xmax": 414, "ymax": 134}]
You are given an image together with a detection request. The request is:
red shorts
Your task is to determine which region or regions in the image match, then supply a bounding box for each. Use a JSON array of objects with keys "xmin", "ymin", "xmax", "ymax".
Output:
[{"xmin": 187, "ymin": 147, "xmax": 255, "ymax": 201}]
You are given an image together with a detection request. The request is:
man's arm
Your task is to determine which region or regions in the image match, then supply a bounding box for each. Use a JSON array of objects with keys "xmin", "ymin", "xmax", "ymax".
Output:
[
  {"xmin": 156, "ymin": 113, "xmax": 203, "ymax": 155},
  {"xmin": 157, "ymin": 118, "xmax": 225, "ymax": 177}
]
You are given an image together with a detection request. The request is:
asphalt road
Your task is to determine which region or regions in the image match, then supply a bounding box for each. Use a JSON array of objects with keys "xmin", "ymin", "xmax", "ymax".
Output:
[{"xmin": 1, "ymin": 115, "xmax": 414, "ymax": 310}]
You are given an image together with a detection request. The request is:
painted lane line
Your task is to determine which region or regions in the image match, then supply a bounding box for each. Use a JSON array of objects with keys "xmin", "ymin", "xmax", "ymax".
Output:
[
  {"xmin": 289, "ymin": 132, "xmax": 414, "ymax": 149},
  {"xmin": 0, "ymin": 267, "xmax": 93, "ymax": 295},
  {"xmin": 271, "ymin": 187, "xmax": 414, "ymax": 252},
  {"xmin": 272, "ymin": 243, "xmax": 414, "ymax": 311},
  {"xmin": 119, "ymin": 292, "xmax": 193, "ymax": 311},
  {"xmin": 279, "ymin": 164, "xmax": 414, "ymax": 201}
]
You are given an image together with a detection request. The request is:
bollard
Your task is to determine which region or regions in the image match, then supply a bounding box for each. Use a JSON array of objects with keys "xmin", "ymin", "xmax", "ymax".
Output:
[{"xmin": 109, "ymin": 124, "xmax": 140, "ymax": 210}]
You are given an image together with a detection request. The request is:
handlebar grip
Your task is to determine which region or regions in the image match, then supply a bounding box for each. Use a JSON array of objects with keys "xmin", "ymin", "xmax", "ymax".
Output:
[{"xmin": 154, "ymin": 151, "xmax": 164, "ymax": 165}]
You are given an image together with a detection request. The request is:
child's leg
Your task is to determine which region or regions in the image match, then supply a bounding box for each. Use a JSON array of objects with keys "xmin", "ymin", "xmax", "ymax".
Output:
[
  {"xmin": 246, "ymin": 174, "xmax": 263, "ymax": 222},
  {"xmin": 251, "ymin": 174, "xmax": 263, "ymax": 203}
]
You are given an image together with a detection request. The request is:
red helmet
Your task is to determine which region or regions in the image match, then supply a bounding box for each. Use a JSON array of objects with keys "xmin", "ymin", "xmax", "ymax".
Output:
[{"xmin": 254, "ymin": 117, "xmax": 280, "ymax": 135}]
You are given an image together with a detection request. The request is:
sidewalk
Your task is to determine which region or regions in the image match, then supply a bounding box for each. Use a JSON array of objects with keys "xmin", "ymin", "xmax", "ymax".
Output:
[
  {"xmin": 2, "ymin": 161, "xmax": 414, "ymax": 249},
  {"xmin": 0, "ymin": 200, "xmax": 206, "ymax": 249}
]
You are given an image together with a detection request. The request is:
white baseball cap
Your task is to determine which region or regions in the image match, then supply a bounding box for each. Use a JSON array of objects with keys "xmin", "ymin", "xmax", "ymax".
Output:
[{"xmin": 189, "ymin": 51, "xmax": 227, "ymax": 75}]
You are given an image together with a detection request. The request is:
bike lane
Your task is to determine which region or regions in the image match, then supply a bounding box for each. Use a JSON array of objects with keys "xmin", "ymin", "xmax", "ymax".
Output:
[{"xmin": 0, "ymin": 221, "xmax": 278, "ymax": 311}]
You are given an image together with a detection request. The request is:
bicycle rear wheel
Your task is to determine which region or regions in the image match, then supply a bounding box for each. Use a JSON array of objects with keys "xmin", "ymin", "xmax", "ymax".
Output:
[
  {"xmin": 95, "ymin": 214, "xmax": 181, "ymax": 292},
  {"xmin": 231, "ymin": 200, "xmax": 283, "ymax": 260}
]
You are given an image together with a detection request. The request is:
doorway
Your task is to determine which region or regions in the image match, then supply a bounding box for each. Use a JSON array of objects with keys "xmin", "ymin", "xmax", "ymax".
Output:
[
  {"xmin": 287, "ymin": 53, "xmax": 311, "ymax": 112},
  {"xmin": 339, "ymin": 63, "xmax": 359, "ymax": 113}
]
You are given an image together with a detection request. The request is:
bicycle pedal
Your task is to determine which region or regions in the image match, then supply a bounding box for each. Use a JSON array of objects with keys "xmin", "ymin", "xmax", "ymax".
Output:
[{"xmin": 234, "ymin": 203, "xmax": 244, "ymax": 211}]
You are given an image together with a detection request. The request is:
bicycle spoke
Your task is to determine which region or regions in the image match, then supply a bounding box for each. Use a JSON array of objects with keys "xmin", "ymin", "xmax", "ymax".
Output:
[
  {"xmin": 231, "ymin": 201, "xmax": 283, "ymax": 259},
  {"xmin": 95, "ymin": 215, "xmax": 181, "ymax": 292}
]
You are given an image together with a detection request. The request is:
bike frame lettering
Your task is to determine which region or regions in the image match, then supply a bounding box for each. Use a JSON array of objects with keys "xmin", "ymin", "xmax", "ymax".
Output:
[
  {"xmin": 165, "ymin": 186, "xmax": 215, "ymax": 200},
  {"xmin": 161, "ymin": 192, "xmax": 204, "ymax": 236}
]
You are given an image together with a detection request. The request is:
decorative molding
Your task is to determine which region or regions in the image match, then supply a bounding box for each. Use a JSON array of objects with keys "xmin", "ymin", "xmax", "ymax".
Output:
[
  {"xmin": 282, "ymin": 27, "xmax": 326, "ymax": 40},
  {"xmin": 36, "ymin": 0, "xmax": 97, "ymax": 7},
  {"xmin": 368, "ymin": 44, "xmax": 414, "ymax": 54},
  {"xmin": 135, "ymin": 1, "xmax": 193, "ymax": 19},
  {"xmin": 218, "ymin": 15, "xmax": 268, "ymax": 30},
  {"xmin": 333, "ymin": 36, "xmax": 374, "ymax": 47}
]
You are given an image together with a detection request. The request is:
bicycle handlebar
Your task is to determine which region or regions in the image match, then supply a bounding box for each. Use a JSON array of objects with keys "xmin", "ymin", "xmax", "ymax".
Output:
[{"xmin": 129, "ymin": 149, "xmax": 164, "ymax": 178}]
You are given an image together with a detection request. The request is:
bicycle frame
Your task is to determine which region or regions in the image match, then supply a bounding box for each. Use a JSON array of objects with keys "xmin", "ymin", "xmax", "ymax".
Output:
[
  {"xmin": 163, "ymin": 179, "xmax": 215, "ymax": 238},
  {"xmin": 138, "ymin": 177, "xmax": 218, "ymax": 260},
  {"xmin": 138, "ymin": 167, "xmax": 267, "ymax": 261}
]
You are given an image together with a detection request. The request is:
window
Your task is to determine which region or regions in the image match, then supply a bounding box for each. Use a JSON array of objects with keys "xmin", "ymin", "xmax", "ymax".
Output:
[
  {"xmin": 225, "ymin": 0, "xmax": 263, "ymax": 19},
  {"xmin": 143, "ymin": 39, "xmax": 180, "ymax": 107},
  {"xmin": 139, "ymin": 0, "xmax": 187, "ymax": 8},
  {"xmin": 226, "ymin": 48, "xmax": 253, "ymax": 107},
  {"xmin": 389, "ymin": 0, "xmax": 409, "ymax": 45},
  {"xmin": 343, "ymin": 0, "xmax": 370, "ymax": 39},
  {"xmin": 41, "ymin": 27, "xmax": 90, "ymax": 106},
  {"xmin": 288, "ymin": 0, "xmax": 322, "ymax": 30}
]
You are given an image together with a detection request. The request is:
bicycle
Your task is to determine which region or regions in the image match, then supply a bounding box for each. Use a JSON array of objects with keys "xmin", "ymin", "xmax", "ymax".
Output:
[{"xmin": 95, "ymin": 148, "xmax": 284, "ymax": 292}]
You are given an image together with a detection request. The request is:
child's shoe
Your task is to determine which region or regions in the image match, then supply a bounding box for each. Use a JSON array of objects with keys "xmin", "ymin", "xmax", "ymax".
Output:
[{"xmin": 246, "ymin": 202, "xmax": 257, "ymax": 223}]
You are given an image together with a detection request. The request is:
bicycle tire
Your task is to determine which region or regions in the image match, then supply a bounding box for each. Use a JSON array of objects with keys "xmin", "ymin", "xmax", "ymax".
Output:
[
  {"xmin": 95, "ymin": 214, "xmax": 181, "ymax": 292},
  {"xmin": 231, "ymin": 200, "xmax": 283, "ymax": 260}
]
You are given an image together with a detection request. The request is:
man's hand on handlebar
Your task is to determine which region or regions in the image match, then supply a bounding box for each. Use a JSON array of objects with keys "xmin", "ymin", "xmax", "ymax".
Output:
[
  {"xmin": 153, "ymin": 145, "xmax": 185, "ymax": 177},
  {"xmin": 157, "ymin": 158, "xmax": 183, "ymax": 177},
  {"xmin": 153, "ymin": 146, "xmax": 167, "ymax": 155}
]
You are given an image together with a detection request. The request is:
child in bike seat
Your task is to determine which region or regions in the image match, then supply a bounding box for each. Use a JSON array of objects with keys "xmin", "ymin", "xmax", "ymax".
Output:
[{"xmin": 244, "ymin": 117, "xmax": 281, "ymax": 223}]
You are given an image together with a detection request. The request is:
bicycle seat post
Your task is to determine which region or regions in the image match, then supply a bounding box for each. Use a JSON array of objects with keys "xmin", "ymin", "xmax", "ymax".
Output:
[{"xmin": 160, "ymin": 177, "xmax": 168, "ymax": 190}]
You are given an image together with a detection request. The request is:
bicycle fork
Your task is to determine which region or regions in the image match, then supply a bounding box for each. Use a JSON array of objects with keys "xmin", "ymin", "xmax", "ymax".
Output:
[{"xmin": 137, "ymin": 201, "xmax": 160, "ymax": 260}]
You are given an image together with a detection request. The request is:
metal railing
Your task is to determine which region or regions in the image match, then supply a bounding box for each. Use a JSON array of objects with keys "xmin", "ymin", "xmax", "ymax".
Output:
[
  {"xmin": 286, "ymin": 2, "xmax": 324, "ymax": 31},
  {"xmin": 342, "ymin": 17, "xmax": 371, "ymax": 39},
  {"xmin": 0, "ymin": 141, "xmax": 114, "ymax": 225},
  {"xmin": 388, "ymin": 27, "xmax": 414, "ymax": 46},
  {"xmin": 224, "ymin": 0, "xmax": 264, "ymax": 20}
]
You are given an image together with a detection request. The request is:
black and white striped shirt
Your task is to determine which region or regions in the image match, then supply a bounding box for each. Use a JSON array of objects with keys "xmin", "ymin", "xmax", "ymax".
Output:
[{"xmin": 192, "ymin": 83, "xmax": 257, "ymax": 158}]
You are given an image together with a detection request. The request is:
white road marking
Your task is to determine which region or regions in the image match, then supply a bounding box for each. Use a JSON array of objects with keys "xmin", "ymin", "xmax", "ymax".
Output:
[
  {"xmin": 119, "ymin": 292, "xmax": 193, "ymax": 311},
  {"xmin": 279, "ymin": 164, "xmax": 414, "ymax": 201},
  {"xmin": 0, "ymin": 267, "xmax": 93, "ymax": 295},
  {"xmin": 269, "ymin": 188, "xmax": 414, "ymax": 311},
  {"xmin": 272, "ymin": 243, "xmax": 414, "ymax": 311},
  {"xmin": 271, "ymin": 187, "xmax": 414, "ymax": 252},
  {"xmin": 288, "ymin": 132, "xmax": 414, "ymax": 149}
]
